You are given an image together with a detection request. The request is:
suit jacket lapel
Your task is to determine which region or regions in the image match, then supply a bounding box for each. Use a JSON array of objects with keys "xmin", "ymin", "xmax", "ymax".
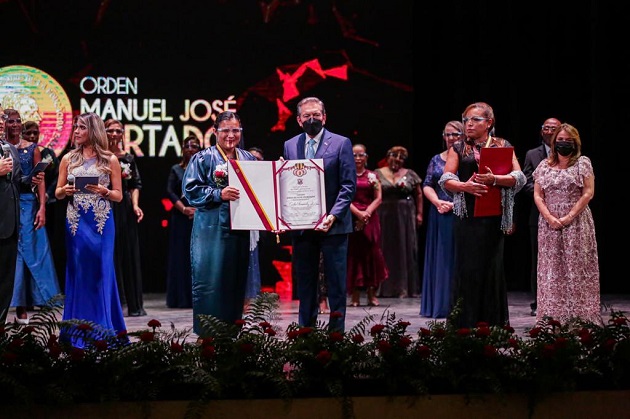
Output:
[{"xmin": 314, "ymin": 129, "xmax": 330, "ymax": 158}]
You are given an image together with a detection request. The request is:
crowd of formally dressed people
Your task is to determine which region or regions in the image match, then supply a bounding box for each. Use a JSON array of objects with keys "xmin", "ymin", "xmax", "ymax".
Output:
[{"xmin": 0, "ymin": 97, "xmax": 602, "ymax": 342}]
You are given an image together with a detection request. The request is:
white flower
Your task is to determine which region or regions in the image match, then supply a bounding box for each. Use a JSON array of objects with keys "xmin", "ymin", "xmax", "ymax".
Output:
[
  {"xmin": 41, "ymin": 154, "xmax": 53, "ymax": 164},
  {"xmin": 367, "ymin": 172, "xmax": 379, "ymax": 189},
  {"xmin": 120, "ymin": 162, "xmax": 132, "ymax": 179}
]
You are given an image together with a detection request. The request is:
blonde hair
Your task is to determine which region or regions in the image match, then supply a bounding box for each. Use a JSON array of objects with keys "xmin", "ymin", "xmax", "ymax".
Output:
[{"xmin": 67, "ymin": 112, "xmax": 113, "ymax": 175}]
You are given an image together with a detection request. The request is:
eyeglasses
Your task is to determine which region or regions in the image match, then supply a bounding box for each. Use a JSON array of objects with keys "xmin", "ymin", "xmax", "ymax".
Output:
[
  {"xmin": 0, "ymin": 114, "xmax": 7, "ymax": 120},
  {"xmin": 6, "ymin": 118, "xmax": 22, "ymax": 124},
  {"xmin": 388, "ymin": 152, "xmax": 407, "ymax": 160},
  {"xmin": 541, "ymin": 125, "xmax": 557, "ymax": 132},
  {"xmin": 443, "ymin": 132, "xmax": 463, "ymax": 138},
  {"xmin": 462, "ymin": 116, "xmax": 487, "ymax": 124},
  {"xmin": 183, "ymin": 144, "xmax": 200, "ymax": 149},
  {"xmin": 353, "ymin": 152, "xmax": 367, "ymax": 158},
  {"xmin": 106, "ymin": 129, "xmax": 123, "ymax": 134},
  {"xmin": 216, "ymin": 128, "xmax": 243, "ymax": 135},
  {"xmin": 301, "ymin": 112, "xmax": 323, "ymax": 119},
  {"xmin": 23, "ymin": 130, "xmax": 39, "ymax": 136}
]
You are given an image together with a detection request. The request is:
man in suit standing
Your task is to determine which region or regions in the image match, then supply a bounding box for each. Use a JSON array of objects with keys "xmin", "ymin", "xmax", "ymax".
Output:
[
  {"xmin": 522, "ymin": 117, "xmax": 561, "ymax": 316},
  {"xmin": 283, "ymin": 97, "xmax": 356, "ymax": 332}
]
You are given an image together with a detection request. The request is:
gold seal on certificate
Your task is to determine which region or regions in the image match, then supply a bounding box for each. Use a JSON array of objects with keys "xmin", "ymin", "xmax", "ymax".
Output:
[{"xmin": 228, "ymin": 159, "xmax": 326, "ymax": 231}]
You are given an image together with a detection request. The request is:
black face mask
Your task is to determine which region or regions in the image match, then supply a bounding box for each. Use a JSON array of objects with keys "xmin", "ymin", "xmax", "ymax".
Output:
[
  {"xmin": 302, "ymin": 118, "xmax": 323, "ymax": 137},
  {"xmin": 555, "ymin": 141, "xmax": 575, "ymax": 157}
]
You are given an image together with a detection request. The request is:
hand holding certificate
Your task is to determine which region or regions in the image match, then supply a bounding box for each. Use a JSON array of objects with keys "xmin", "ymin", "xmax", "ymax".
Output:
[
  {"xmin": 74, "ymin": 175, "xmax": 100, "ymax": 194},
  {"xmin": 474, "ymin": 147, "xmax": 514, "ymax": 217}
]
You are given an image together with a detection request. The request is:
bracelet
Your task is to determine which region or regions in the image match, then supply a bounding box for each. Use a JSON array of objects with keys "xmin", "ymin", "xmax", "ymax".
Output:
[
  {"xmin": 492, "ymin": 175, "xmax": 497, "ymax": 186},
  {"xmin": 104, "ymin": 189, "xmax": 111, "ymax": 198}
]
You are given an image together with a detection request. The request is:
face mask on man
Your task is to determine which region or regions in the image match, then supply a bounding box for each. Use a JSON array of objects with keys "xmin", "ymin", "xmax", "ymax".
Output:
[
  {"xmin": 555, "ymin": 141, "xmax": 575, "ymax": 157},
  {"xmin": 302, "ymin": 118, "xmax": 323, "ymax": 137}
]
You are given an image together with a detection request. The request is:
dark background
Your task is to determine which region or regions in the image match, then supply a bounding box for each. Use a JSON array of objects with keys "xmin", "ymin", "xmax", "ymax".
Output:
[{"xmin": 2, "ymin": 1, "xmax": 624, "ymax": 293}]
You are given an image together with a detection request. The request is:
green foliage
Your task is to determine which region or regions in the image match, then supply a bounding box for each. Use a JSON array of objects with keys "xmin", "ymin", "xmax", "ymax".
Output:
[{"xmin": 0, "ymin": 293, "xmax": 629, "ymax": 416}]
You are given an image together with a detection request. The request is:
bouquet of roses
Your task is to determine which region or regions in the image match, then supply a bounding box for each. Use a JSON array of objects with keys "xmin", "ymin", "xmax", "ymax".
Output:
[{"xmin": 213, "ymin": 163, "xmax": 228, "ymax": 187}]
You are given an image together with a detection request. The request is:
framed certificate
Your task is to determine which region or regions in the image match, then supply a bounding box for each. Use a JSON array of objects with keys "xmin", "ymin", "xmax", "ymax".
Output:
[{"xmin": 228, "ymin": 159, "xmax": 327, "ymax": 231}]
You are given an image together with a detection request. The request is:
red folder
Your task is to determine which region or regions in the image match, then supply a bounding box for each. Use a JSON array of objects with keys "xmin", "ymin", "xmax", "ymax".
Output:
[{"xmin": 474, "ymin": 147, "xmax": 514, "ymax": 217}]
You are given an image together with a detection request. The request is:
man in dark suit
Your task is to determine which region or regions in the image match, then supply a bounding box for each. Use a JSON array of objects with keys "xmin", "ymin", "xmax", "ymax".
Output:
[
  {"xmin": 282, "ymin": 97, "xmax": 356, "ymax": 332},
  {"xmin": 522, "ymin": 117, "xmax": 561, "ymax": 316}
]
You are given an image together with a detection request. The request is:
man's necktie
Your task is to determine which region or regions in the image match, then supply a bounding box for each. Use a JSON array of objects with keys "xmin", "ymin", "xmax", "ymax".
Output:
[{"xmin": 306, "ymin": 139, "xmax": 316, "ymax": 159}]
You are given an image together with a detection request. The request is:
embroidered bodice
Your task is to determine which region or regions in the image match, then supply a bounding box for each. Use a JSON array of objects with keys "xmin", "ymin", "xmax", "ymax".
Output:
[{"xmin": 66, "ymin": 157, "xmax": 112, "ymax": 236}]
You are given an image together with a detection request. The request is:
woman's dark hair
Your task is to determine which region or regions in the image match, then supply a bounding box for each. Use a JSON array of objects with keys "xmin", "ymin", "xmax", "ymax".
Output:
[{"xmin": 213, "ymin": 111, "xmax": 241, "ymax": 129}]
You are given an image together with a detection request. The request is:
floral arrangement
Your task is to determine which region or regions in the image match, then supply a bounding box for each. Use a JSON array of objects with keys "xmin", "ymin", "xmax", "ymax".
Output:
[
  {"xmin": 120, "ymin": 161, "xmax": 132, "ymax": 179},
  {"xmin": 213, "ymin": 163, "xmax": 228, "ymax": 187},
  {"xmin": 396, "ymin": 175, "xmax": 408, "ymax": 190},
  {"xmin": 0, "ymin": 294, "xmax": 628, "ymax": 418}
]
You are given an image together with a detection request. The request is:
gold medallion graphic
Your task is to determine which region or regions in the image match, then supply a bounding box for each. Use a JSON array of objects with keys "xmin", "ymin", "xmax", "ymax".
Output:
[{"xmin": 0, "ymin": 65, "xmax": 73, "ymax": 156}]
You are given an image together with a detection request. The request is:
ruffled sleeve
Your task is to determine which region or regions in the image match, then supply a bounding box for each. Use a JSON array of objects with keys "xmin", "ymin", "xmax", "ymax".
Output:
[{"xmin": 182, "ymin": 148, "xmax": 223, "ymax": 208}]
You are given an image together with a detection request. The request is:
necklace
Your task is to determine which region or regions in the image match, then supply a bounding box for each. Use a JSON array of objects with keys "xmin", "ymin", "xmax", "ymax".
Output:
[{"xmin": 356, "ymin": 170, "xmax": 366, "ymax": 176}]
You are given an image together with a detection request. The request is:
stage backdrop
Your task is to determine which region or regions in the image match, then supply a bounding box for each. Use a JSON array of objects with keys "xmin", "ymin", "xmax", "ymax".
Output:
[{"xmin": 2, "ymin": 1, "xmax": 623, "ymax": 293}]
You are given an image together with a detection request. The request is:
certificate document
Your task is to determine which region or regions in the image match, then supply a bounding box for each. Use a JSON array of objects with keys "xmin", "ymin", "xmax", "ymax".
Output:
[{"xmin": 228, "ymin": 159, "xmax": 326, "ymax": 231}]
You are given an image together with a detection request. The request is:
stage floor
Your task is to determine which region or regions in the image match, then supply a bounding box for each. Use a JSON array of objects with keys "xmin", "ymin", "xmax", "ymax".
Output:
[{"xmin": 11, "ymin": 292, "xmax": 628, "ymax": 342}]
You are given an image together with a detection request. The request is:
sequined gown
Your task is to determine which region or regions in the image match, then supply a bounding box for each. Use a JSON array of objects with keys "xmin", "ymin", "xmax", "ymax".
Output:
[
  {"xmin": 420, "ymin": 154, "xmax": 454, "ymax": 318},
  {"xmin": 346, "ymin": 170, "xmax": 388, "ymax": 291},
  {"xmin": 533, "ymin": 156, "xmax": 601, "ymax": 324},
  {"xmin": 11, "ymin": 143, "xmax": 60, "ymax": 308},
  {"xmin": 375, "ymin": 168, "xmax": 422, "ymax": 298},
  {"xmin": 61, "ymin": 158, "xmax": 127, "ymax": 348}
]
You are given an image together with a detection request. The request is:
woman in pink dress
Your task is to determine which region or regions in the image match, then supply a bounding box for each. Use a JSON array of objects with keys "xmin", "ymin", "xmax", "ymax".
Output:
[
  {"xmin": 346, "ymin": 144, "xmax": 388, "ymax": 307},
  {"xmin": 533, "ymin": 123, "xmax": 601, "ymax": 325}
]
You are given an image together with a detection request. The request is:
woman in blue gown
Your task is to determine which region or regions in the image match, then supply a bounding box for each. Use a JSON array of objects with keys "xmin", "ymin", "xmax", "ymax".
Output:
[
  {"xmin": 183, "ymin": 111, "xmax": 256, "ymax": 338},
  {"xmin": 420, "ymin": 121, "xmax": 463, "ymax": 318},
  {"xmin": 3, "ymin": 109, "xmax": 60, "ymax": 324},
  {"xmin": 165, "ymin": 135, "xmax": 200, "ymax": 308},
  {"xmin": 55, "ymin": 112, "xmax": 127, "ymax": 348}
]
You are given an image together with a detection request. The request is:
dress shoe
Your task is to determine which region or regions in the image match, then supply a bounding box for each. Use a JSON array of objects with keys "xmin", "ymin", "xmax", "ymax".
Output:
[{"xmin": 128, "ymin": 309, "xmax": 147, "ymax": 317}]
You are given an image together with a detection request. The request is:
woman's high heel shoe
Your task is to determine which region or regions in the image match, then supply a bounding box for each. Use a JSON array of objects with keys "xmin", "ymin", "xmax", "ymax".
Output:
[
  {"xmin": 349, "ymin": 289, "xmax": 360, "ymax": 307},
  {"xmin": 367, "ymin": 287, "xmax": 380, "ymax": 307}
]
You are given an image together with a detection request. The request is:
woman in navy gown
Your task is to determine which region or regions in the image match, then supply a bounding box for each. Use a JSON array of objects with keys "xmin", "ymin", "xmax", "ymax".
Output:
[
  {"xmin": 420, "ymin": 121, "xmax": 463, "ymax": 318},
  {"xmin": 183, "ymin": 111, "xmax": 256, "ymax": 338},
  {"xmin": 55, "ymin": 112, "xmax": 127, "ymax": 348},
  {"xmin": 165, "ymin": 135, "xmax": 200, "ymax": 308},
  {"xmin": 4, "ymin": 109, "xmax": 60, "ymax": 324}
]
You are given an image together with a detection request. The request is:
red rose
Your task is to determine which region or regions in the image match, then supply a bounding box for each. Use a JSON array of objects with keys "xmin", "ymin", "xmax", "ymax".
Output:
[
  {"xmin": 264, "ymin": 327, "xmax": 276, "ymax": 336},
  {"xmin": 417, "ymin": 345, "xmax": 431, "ymax": 358},
  {"xmin": 94, "ymin": 340, "xmax": 108, "ymax": 351},
  {"xmin": 170, "ymin": 342, "xmax": 183, "ymax": 353},
  {"xmin": 329, "ymin": 332, "xmax": 344, "ymax": 342},
  {"xmin": 147, "ymin": 319, "xmax": 162, "ymax": 328},
  {"xmin": 351, "ymin": 334, "xmax": 364, "ymax": 343},
  {"xmin": 315, "ymin": 350, "xmax": 332, "ymax": 365},
  {"xmin": 201, "ymin": 346, "xmax": 216, "ymax": 359},
  {"xmin": 77, "ymin": 323, "xmax": 93, "ymax": 332},
  {"xmin": 140, "ymin": 332, "xmax": 155, "ymax": 342},
  {"xmin": 377, "ymin": 340, "xmax": 392, "ymax": 354},
  {"xmin": 398, "ymin": 337, "xmax": 412, "ymax": 348},
  {"xmin": 370, "ymin": 324, "xmax": 385, "ymax": 335},
  {"xmin": 475, "ymin": 327, "xmax": 491, "ymax": 337}
]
